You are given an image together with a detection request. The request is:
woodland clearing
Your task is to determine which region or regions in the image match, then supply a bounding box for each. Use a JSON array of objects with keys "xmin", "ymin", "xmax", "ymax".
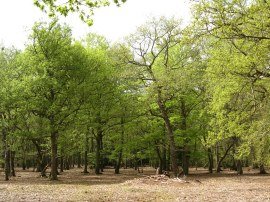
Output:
[{"xmin": 0, "ymin": 167, "xmax": 269, "ymax": 202}]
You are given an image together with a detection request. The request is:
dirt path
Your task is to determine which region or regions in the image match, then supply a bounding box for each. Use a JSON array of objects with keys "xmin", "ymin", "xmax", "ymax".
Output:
[{"xmin": 0, "ymin": 167, "xmax": 270, "ymax": 201}]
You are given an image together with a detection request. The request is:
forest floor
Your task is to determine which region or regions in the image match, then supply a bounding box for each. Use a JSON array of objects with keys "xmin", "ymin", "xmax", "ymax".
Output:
[{"xmin": 0, "ymin": 167, "xmax": 270, "ymax": 201}]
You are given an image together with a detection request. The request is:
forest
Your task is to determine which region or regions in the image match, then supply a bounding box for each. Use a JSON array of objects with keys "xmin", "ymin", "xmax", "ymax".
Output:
[{"xmin": 1, "ymin": 0, "xmax": 270, "ymax": 185}]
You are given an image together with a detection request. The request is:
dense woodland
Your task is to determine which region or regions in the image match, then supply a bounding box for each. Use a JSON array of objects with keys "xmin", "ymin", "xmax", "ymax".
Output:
[{"xmin": 1, "ymin": 0, "xmax": 270, "ymax": 181}]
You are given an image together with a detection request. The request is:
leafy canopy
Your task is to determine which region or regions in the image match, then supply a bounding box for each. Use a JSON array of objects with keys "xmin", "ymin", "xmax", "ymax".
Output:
[{"xmin": 33, "ymin": 0, "xmax": 127, "ymax": 26}]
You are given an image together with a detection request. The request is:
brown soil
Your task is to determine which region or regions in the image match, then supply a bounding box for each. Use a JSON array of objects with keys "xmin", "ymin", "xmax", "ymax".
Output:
[{"xmin": 0, "ymin": 167, "xmax": 270, "ymax": 201}]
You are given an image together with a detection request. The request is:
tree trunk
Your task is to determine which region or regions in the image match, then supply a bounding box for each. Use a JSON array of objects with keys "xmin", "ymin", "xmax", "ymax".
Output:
[
  {"xmin": 216, "ymin": 143, "xmax": 234, "ymax": 173},
  {"xmin": 115, "ymin": 117, "xmax": 124, "ymax": 174},
  {"xmin": 95, "ymin": 129, "xmax": 102, "ymax": 175},
  {"xmin": 182, "ymin": 149, "xmax": 190, "ymax": 175},
  {"xmin": 22, "ymin": 147, "xmax": 26, "ymax": 170},
  {"xmin": 157, "ymin": 96, "xmax": 179, "ymax": 177},
  {"xmin": 65, "ymin": 156, "xmax": 70, "ymax": 170},
  {"xmin": 60, "ymin": 155, "xmax": 64, "ymax": 172},
  {"xmin": 22, "ymin": 160, "xmax": 26, "ymax": 170},
  {"xmin": 207, "ymin": 147, "xmax": 214, "ymax": 173},
  {"xmin": 32, "ymin": 139, "xmax": 47, "ymax": 174},
  {"xmin": 5, "ymin": 149, "xmax": 10, "ymax": 181},
  {"xmin": 115, "ymin": 148, "xmax": 123, "ymax": 174},
  {"xmin": 100, "ymin": 137, "xmax": 104, "ymax": 172},
  {"xmin": 155, "ymin": 144, "xmax": 164, "ymax": 174},
  {"xmin": 77, "ymin": 152, "xmax": 81, "ymax": 168},
  {"xmin": 162, "ymin": 144, "xmax": 167, "ymax": 172},
  {"xmin": 236, "ymin": 160, "xmax": 243, "ymax": 175},
  {"xmin": 259, "ymin": 164, "xmax": 267, "ymax": 174},
  {"xmin": 50, "ymin": 130, "xmax": 58, "ymax": 180},
  {"xmin": 10, "ymin": 151, "xmax": 16, "ymax": 177},
  {"xmin": 2, "ymin": 129, "xmax": 10, "ymax": 181},
  {"xmin": 83, "ymin": 128, "xmax": 90, "ymax": 174},
  {"xmin": 180, "ymin": 98, "xmax": 189, "ymax": 176}
]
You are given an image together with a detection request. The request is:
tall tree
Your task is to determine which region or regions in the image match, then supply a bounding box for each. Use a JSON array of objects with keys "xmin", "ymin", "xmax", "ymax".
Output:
[
  {"xmin": 120, "ymin": 16, "xmax": 205, "ymax": 176},
  {"xmin": 22, "ymin": 20, "xmax": 89, "ymax": 180},
  {"xmin": 192, "ymin": 0, "xmax": 270, "ymax": 173},
  {"xmin": 0, "ymin": 47, "xmax": 22, "ymax": 180}
]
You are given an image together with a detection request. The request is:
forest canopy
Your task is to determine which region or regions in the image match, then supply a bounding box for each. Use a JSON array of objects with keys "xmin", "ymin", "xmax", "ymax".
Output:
[{"xmin": 1, "ymin": 0, "xmax": 270, "ymax": 181}]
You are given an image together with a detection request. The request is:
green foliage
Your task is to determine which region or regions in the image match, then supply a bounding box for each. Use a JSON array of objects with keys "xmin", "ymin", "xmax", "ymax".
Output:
[
  {"xmin": 2, "ymin": 0, "xmax": 270, "ymax": 176},
  {"xmin": 33, "ymin": 0, "xmax": 127, "ymax": 26}
]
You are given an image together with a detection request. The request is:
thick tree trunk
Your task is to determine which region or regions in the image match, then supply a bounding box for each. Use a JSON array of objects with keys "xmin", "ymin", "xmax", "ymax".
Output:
[
  {"xmin": 157, "ymin": 96, "xmax": 179, "ymax": 177},
  {"xmin": 50, "ymin": 131, "xmax": 58, "ymax": 180}
]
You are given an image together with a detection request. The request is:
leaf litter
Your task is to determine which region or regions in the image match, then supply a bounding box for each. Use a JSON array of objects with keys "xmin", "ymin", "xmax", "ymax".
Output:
[{"xmin": 0, "ymin": 167, "xmax": 270, "ymax": 201}]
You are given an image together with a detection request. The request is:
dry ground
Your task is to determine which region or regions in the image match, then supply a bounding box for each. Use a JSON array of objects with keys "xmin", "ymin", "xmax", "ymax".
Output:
[{"xmin": 0, "ymin": 167, "xmax": 270, "ymax": 201}]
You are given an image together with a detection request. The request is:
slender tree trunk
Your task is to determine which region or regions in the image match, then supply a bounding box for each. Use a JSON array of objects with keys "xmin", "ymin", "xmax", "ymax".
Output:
[
  {"xmin": 32, "ymin": 139, "xmax": 46, "ymax": 174},
  {"xmin": 72, "ymin": 155, "xmax": 75, "ymax": 168},
  {"xmin": 115, "ymin": 148, "xmax": 123, "ymax": 174},
  {"xmin": 236, "ymin": 160, "xmax": 243, "ymax": 175},
  {"xmin": 22, "ymin": 141, "xmax": 27, "ymax": 170},
  {"xmin": 167, "ymin": 144, "xmax": 170, "ymax": 171},
  {"xmin": 157, "ymin": 95, "xmax": 179, "ymax": 177},
  {"xmin": 180, "ymin": 98, "xmax": 189, "ymax": 176},
  {"xmin": 5, "ymin": 149, "xmax": 10, "ymax": 181},
  {"xmin": 77, "ymin": 152, "xmax": 81, "ymax": 168},
  {"xmin": 216, "ymin": 143, "xmax": 234, "ymax": 173},
  {"xmin": 207, "ymin": 147, "xmax": 214, "ymax": 173},
  {"xmin": 83, "ymin": 151, "xmax": 89, "ymax": 173},
  {"xmin": 50, "ymin": 130, "xmax": 58, "ymax": 180},
  {"xmin": 2, "ymin": 128, "xmax": 10, "ymax": 181},
  {"xmin": 259, "ymin": 164, "xmax": 267, "ymax": 174},
  {"xmin": 182, "ymin": 149, "xmax": 189, "ymax": 175},
  {"xmin": 100, "ymin": 137, "xmax": 104, "ymax": 172},
  {"xmin": 22, "ymin": 160, "xmax": 26, "ymax": 170},
  {"xmin": 95, "ymin": 137, "xmax": 101, "ymax": 174},
  {"xmin": 65, "ymin": 156, "xmax": 70, "ymax": 170},
  {"xmin": 95, "ymin": 130, "xmax": 102, "ymax": 174},
  {"xmin": 162, "ymin": 144, "xmax": 167, "ymax": 172},
  {"xmin": 10, "ymin": 151, "xmax": 16, "ymax": 177},
  {"xmin": 83, "ymin": 131, "xmax": 89, "ymax": 173},
  {"xmin": 60, "ymin": 155, "xmax": 64, "ymax": 172},
  {"xmin": 155, "ymin": 144, "xmax": 163, "ymax": 174},
  {"xmin": 115, "ymin": 117, "xmax": 124, "ymax": 174}
]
